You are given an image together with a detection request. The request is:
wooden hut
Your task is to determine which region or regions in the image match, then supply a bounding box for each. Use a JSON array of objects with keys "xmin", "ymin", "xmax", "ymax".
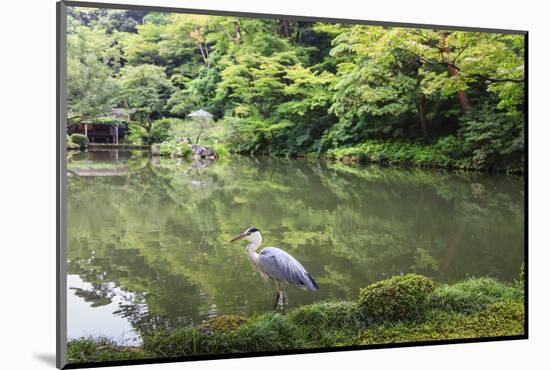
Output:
[{"xmin": 68, "ymin": 108, "xmax": 130, "ymax": 144}]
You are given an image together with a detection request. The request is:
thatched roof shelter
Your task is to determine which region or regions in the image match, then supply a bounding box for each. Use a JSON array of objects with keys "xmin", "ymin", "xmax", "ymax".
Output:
[{"xmin": 188, "ymin": 109, "xmax": 213, "ymax": 119}]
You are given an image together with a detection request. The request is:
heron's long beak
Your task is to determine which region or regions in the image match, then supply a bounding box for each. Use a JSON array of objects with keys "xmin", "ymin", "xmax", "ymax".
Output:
[{"xmin": 229, "ymin": 233, "xmax": 247, "ymax": 243}]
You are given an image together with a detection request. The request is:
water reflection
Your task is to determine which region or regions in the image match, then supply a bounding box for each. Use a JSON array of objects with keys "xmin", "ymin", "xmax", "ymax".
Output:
[
  {"xmin": 67, "ymin": 150, "xmax": 524, "ymax": 340},
  {"xmin": 67, "ymin": 275, "xmax": 141, "ymax": 344}
]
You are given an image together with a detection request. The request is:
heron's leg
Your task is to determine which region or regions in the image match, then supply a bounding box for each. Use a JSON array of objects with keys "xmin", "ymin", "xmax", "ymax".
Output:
[
  {"xmin": 278, "ymin": 288, "xmax": 284, "ymax": 311},
  {"xmin": 272, "ymin": 290, "xmax": 280, "ymax": 311},
  {"xmin": 281, "ymin": 289, "xmax": 288, "ymax": 314},
  {"xmin": 273, "ymin": 281, "xmax": 282, "ymax": 311},
  {"xmin": 273, "ymin": 282, "xmax": 284, "ymax": 311}
]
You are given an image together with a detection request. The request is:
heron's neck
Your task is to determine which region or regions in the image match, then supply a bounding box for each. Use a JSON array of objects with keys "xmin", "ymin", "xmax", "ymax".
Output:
[
  {"xmin": 246, "ymin": 241, "xmax": 261, "ymax": 254},
  {"xmin": 246, "ymin": 234, "xmax": 262, "ymax": 260}
]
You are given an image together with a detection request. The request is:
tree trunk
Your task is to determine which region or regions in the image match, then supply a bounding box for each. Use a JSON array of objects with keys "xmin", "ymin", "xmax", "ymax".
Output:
[
  {"xmin": 233, "ymin": 21, "xmax": 241, "ymax": 44},
  {"xmin": 195, "ymin": 26, "xmax": 209, "ymax": 64},
  {"xmin": 418, "ymin": 93, "xmax": 429, "ymax": 141},
  {"xmin": 447, "ymin": 67, "xmax": 471, "ymax": 112},
  {"xmin": 197, "ymin": 43, "xmax": 207, "ymax": 64},
  {"xmin": 278, "ymin": 20, "xmax": 291, "ymax": 38},
  {"xmin": 144, "ymin": 115, "xmax": 152, "ymax": 134},
  {"xmin": 439, "ymin": 32, "xmax": 471, "ymax": 112},
  {"xmin": 196, "ymin": 128, "xmax": 203, "ymax": 144}
]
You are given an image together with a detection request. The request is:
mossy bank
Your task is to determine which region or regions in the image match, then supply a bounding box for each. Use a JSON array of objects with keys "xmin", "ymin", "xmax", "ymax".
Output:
[{"xmin": 67, "ymin": 274, "xmax": 524, "ymax": 364}]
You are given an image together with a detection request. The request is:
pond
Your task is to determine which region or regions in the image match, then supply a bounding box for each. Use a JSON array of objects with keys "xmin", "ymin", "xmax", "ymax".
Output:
[{"xmin": 66, "ymin": 150, "xmax": 525, "ymax": 344}]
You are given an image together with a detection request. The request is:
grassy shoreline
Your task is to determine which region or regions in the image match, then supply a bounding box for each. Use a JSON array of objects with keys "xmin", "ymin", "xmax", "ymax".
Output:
[
  {"xmin": 67, "ymin": 275, "xmax": 524, "ymax": 364},
  {"xmin": 150, "ymin": 139, "xmax": 524, "ymax": 174},
  {"xmin": 72, "ymin": 137, "xmax": 524, "ymax": 174},
  {"xmin": 323, "ymin": 140, "xmax": 524, "ymax": 174}
]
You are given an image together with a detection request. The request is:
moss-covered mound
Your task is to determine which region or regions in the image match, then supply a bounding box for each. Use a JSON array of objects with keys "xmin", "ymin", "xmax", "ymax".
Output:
[
  {"xmin": 358, "ymin": 274, "xmax": 435, "ymax": 322},
  {"xmin": 200, "ymin": 315, "xmax": 249, "ymax": 334},
  {"xmin": 357, "ymin": 300, "xmax": 524, "ymax": 345}
]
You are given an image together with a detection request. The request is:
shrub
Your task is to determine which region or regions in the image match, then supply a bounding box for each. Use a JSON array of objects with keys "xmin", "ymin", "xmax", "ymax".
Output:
[
  {"xmin": 429, "ymin": 277, "xmax": 522, "ymax": 314},
  {"xmin": 434, "ymin": 135, "xmax": 471, "ymax": 160},
  {"xmin": 70, "ymin": 133, "xmax": 89, "ymax": 149},
  {"xmin": 157, "ymin": 140, "xmax": 192, "ymax": 158},
  {"xmin": 148, "ymin": 119, "xmax": 174, "ymax": 144},
  {"xmin": 66, "ymin": 136, "xmax": 81, "ymax": 150},
  {"xmin": 358, "ymin": 274, "xmax": 435, "ymax": 322},
  {"xmin": 326, "ymin": 140, "xmax": 456, "ymax": 168},
  {"xmin": 128, "ymin": 119, "xmax": 185, "ymax": 145},
  {"xmin": 127, "ymin": 124, "xmax": 146, "ymax": 144},
  {"xmin": 210, "ymin": 142, "xmax": 228, "ymax": 158},
  {"xmin": 458, "ymin": 102, "xmax": 524, "ymax": 171}
]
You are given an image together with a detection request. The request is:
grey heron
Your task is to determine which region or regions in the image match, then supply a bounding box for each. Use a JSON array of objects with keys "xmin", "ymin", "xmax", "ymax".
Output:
[{"xmin": 229, "ymin": 227, "xmax": 319, "ymax": 311}]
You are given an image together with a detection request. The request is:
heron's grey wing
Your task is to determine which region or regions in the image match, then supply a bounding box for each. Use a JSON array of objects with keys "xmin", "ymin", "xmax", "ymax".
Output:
[{"xmin": 258, "ymin": 247, "xmax": 319, "ymax": 291}]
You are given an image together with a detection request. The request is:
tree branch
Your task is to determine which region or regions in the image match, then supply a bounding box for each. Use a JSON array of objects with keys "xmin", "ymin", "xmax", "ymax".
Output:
[
  {"xmin": 396, "ymin": 47, "xmax": 440, "ymax": 65},
  {"xmin": 451, "ymin": 43, "xmax": 470, "ymax": 64},
  {"xmin": 218, "ymin": 25, "xmax": 236, "ymax": 43},
  {"xmin": 397, "ymin": 47, "xmax": 523, "ymax": 84}
]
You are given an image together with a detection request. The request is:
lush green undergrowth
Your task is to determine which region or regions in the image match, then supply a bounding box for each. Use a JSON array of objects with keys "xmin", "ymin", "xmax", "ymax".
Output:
[
  {"xmin": 325, "ymin": 140, "xmax": 523, "ymax": 173},
  {"xmin": 154, "ymin": 140, "xmax": 193, "ymax": 158},
  {"xmin": 67, "ymin": 275, "xmax": 524, "ymax": 364}
]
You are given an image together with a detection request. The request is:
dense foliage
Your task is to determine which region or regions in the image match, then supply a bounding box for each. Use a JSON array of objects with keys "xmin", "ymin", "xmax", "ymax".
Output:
[{"xmin": 67, "ymin": 7, "xmax": 525, "ymax": 171}]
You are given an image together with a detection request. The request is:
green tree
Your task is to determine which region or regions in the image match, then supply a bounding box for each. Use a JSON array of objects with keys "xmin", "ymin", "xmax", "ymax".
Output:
[
  {"xmin": 120, "ymin": 64, "xmax": 173, "ymax": 144},
  {"xmin": 66, "ymin": 9, "xmax": 525, "ymax": 171},
  {"xmin": 67, "ymin": 25, "xmax": 120, "ymax": 124},
  {"xmin": 189, "ymin": 114, "xmax": 215, "ymax": 144}
]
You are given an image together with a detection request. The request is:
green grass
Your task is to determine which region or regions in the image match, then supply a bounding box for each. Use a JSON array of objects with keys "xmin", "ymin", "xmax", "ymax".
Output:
[
  {"xmin": 429, "ymin": 277, "xmax": 523, "ymax": 314},
  {"xmin": 67, "ymin": 276, "xmax": 525, "ymax": 364},
  {"xmin": 233, "ymin": 313, "xmax": 304, "ymax": 352},
  {"xmin": 67, "ymin": 337, "xmax": 154, "ymax": 363},
  {"xmin": 289, "ymin": 301, "xmax": 364, "ymax": 346}
]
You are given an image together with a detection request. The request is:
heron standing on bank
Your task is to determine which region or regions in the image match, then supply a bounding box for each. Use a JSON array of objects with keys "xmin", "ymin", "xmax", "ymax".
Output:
[{"xmin": 229, "ymin": 227, "xmax": 319, "ymax": 311}]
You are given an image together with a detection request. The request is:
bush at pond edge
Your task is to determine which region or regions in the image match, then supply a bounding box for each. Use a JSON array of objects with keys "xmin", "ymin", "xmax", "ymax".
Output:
[{"xmin": 358, "ymin": 274, "xmax": 435, "ymax": 322}]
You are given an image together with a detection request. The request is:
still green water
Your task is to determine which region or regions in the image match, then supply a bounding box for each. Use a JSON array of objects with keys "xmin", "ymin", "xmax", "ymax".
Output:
[{"xmin": 66, "ymin": 150, "xmax": 524, "ymax": 344}]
